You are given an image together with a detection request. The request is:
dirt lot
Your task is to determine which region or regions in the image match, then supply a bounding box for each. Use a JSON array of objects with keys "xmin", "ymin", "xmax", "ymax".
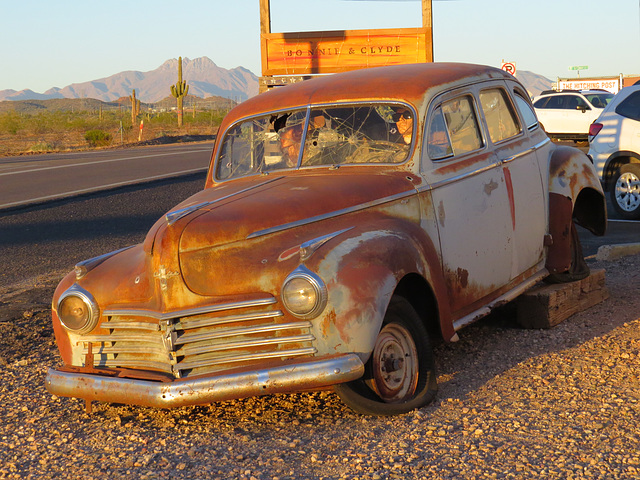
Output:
[{"xmin": 0, "ymin": 254, "xmax": 639, "ymax": 479}]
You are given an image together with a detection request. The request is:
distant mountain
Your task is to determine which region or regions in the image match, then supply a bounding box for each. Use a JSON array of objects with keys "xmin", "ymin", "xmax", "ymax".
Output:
[
  {"xmin": 0, "ymin": 57, "xmax": 258, "ymax": 103},
  {"xmin": 516, "ymin": 70, "xmax": 553, "ymax": 98},
  {"xmin": 0, "ymin": 88, "xmax": 64, "ymax": 101},
  {"xmin": 0, "ymin": 60, "xmax": 552, "ymax": 104}
]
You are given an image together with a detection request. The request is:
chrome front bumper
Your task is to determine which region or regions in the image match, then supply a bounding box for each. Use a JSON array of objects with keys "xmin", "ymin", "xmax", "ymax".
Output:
[{"xmin": 45, "ymin": 354, "xmax": 364, "ymax": 409}]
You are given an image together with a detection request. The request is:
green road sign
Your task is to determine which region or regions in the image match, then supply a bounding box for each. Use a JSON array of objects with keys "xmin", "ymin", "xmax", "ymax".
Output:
[{"xmin": 569, "ymin": 66, "xmax": 588, "ymax": 70}]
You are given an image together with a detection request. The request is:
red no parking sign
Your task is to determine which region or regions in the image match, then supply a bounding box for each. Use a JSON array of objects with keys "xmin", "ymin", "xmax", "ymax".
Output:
[{"xmin": 501, "ymin": 62, "xmax": 516, "ymax": 76}]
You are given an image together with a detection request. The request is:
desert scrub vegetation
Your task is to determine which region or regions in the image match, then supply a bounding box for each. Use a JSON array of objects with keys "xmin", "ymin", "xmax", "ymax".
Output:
[
  {"xmin": 84, "ymin": 129, "xmax": 112, "ymax": 147},
  {"xmin": 0, "ymin": 98, "xmax": 230, "ymax": 156}
]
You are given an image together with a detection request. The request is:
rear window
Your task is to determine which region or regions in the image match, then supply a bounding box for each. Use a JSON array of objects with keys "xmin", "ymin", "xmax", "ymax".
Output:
[{"xmin": 615, "ymin": 91, "xmax": 640, "ymax": 122}]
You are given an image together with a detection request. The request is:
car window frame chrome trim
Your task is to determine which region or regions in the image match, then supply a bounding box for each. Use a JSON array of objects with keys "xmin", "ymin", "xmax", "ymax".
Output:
[{"xmin": 418, "ymin": 137, "xmax": 551, "ymax": 193}]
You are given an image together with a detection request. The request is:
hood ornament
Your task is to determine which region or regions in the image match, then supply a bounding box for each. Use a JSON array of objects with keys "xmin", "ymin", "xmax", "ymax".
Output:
[{"xmin": 154, "ymin": 265, "xmax": 179, "ymax": 291}]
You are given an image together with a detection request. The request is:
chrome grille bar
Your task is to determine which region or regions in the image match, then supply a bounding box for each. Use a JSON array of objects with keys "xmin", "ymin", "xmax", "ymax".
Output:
[
  {"xmin": 94, "ymin": 359, "xmax": 175, "ymax": 373},
  {"xmin": 82, "ymin": 345, "xmax": 170, "ymax": 356},
  {"xmin": 178, "ymin": 310, "xmax": 283, "ymax": 330},
  {"xmin": 175, "ymin": 347, "xmax": 318, "ymax": 372},
  {"xmin": 80, "ymin": 334, "xmax": 163, "ymax": 344},
  {"xmin": 174, "ymin": 321, "xmax": 312, "ymax": 345},
  {"xmin": 102, "ymin": 296, "xmax": 277, "ymax": 321},
  {"xmin": 100, "ymin": 321, "xmax": 159, "ymax": 331},
  {"xmin": 178, "ymin": 334, "xmax": 316, "ymax": 356}
]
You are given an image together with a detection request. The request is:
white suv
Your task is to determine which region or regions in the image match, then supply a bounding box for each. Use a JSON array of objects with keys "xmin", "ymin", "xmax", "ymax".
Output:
[
  {"xmin": 533, "ymin": 90, "xmax": 614, "ymax": 140},
  {"xmin": 588, "ymin": 85, "xmax": 640, "ymax": 219}
]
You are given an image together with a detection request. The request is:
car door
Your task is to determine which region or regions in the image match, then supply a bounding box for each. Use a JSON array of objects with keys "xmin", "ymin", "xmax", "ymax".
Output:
[
  {"xmin": 616, "ymin": 89, "xmax": 640, "ymax": 153},
  {"xmin": 565, "ymin": 95, "xmax": 593, "ymax": 134},
  {"xmin": 478, "ymin": 83, "xmax": 547, "ymax": 278},
  {"xmin": 534, "ymin": 95, "xmax": 566, "ymax": 133},
  {"xmin": 419, "ymin": 88, "xmax": 513, "ymax": 318}
]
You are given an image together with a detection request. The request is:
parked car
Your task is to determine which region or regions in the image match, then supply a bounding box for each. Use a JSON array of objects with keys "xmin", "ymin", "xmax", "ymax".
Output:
[
  {"xmin": 533, "ymin": 89, "xmax": 614, "ymax": 140},
  {"xmin": 46, "ymin": 63, "xmax": 606, "ymax": 416},
  {"xmin": 588, "ymin": 85, "xmax": 640, "ymax": 219}
]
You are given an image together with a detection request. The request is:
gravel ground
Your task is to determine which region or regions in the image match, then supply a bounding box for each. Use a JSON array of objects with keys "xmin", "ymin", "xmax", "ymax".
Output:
[{"xmin": 1, "ymin": 255, "xmax": 639, "ymax": 480}]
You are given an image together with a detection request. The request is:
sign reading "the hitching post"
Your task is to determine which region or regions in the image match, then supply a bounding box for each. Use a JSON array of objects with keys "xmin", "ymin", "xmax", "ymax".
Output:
[{"xmin": 261, "ymin": 28, "xmax": 431, "ymax": 76}]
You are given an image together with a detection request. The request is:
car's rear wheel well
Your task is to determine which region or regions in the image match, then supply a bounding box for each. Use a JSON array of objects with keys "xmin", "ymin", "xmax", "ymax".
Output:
[
  {"xmin": 573, "ymin": 187, "xmax": 607, "ymax": 236},
  {"xmin": 393, "ymin": 274, "xmax": 441, "ymax": 340},
  {"xmin": 604, "ymin": 154, "xmax": 640, "ymax": 190}
]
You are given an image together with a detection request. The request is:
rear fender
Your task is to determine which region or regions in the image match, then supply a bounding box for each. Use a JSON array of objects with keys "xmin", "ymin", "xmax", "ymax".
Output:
[
  {"xmin": 549, "ymin": 146, "xmax": 604, "ymax": 203},
  {"xmin": 547, "ymin": 147, "xmax": 607, "ymax": 272}
]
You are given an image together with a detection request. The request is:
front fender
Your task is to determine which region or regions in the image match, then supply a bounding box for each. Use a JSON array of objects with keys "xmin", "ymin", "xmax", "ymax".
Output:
[{"xmin": 307, "ymin": 224, "xmax": 440, "ymax": 363}]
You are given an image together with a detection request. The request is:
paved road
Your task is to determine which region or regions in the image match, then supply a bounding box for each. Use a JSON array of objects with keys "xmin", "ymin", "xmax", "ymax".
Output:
[
  {"xmin": 0, "ymin": 143, "xmax": 213, "ymax": 210},
  {"xmin": 0, "ymin": 173, "xmax": 206, "ymax": 289}
]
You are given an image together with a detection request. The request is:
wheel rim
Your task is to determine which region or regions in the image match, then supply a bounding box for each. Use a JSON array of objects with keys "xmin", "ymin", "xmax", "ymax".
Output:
[
  {"xmin": 370, "ymin": 323, "xmax": 419, "ymax": 403},
  {"xmin": 615, "ymin": 172, "xmax": 640, "ymax": 212}
]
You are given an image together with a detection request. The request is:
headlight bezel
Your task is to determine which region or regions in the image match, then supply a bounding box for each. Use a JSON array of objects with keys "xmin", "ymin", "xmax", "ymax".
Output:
[
  {"xmin": 57, "ymin": 285, "xmax": 100, "ymax": 334},
  {"xmin": 281, "ymin": 266, "xmax": 328, "ymax": 319}
]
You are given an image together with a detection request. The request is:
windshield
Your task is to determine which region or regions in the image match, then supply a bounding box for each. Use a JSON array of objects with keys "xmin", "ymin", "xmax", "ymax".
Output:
[
  {"xmin": 215, "ymin": 103, "xmax": 414, "ymax": 181},
  {"xmin": 584, "ymin": 93, "xmax": 614, "ymax": 109}
]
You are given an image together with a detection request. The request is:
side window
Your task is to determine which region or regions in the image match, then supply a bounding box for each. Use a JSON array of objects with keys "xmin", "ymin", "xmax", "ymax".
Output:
[
  {"xmin": 572, "ymin": 96, "xmax": 589, "ymax": 110},
  {"xmin": 533, "ymin": 97, "xmax": 549, "ymax": 108},
  {"xmin": 514, "ymin": 94, "xmax": 539, "ymax": 130},
  {"xmin": 426, "ymin": 107, "xmax": 454, "ymax": 160},
  {"xmin": 545, "ymin": 95, "xmax": 565, "ymax": 109},
  {"xmin": 479, "ymin": 88, "xmax": 521, "ymax": 143},
  {"xmin": 616, "ymin": 91, "xmax": 640, "ymax": 121},
  {"xmin": 441, "ymin": 96, "xmax": 483, "ymax": 156}
]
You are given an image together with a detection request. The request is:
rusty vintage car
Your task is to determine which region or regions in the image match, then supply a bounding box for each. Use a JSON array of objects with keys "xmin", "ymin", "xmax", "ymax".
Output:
[{"xmin": 46, "ymin": 63, "xmax": 606, "ymax": 416}]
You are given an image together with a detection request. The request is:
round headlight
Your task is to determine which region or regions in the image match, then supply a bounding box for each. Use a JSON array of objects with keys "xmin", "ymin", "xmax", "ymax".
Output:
[
  {"xmin": 57, "ymin": 286, "xmax": 99, "ymax": 333},
  {"xmin": 281, "ymin": 266, "xmax": 327, "ymax": 319}
]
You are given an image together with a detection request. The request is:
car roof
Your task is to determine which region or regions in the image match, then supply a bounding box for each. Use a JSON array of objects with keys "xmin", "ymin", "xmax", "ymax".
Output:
[
  {"xmin": 538, "ymin": 89, "xmax": 611, "ymax": 96},
  {"xmin": 224, "ymin": 63, "xmax": 516, "ymax": 123}
]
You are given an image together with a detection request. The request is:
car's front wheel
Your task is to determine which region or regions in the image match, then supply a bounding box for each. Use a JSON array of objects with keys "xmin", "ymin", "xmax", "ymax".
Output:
[
  {"xmin": 334, "ymin": 296, "xmax": 438, "ymax": 416},
  {"xmin": 611, "ymin": 164, "xmax": 640, "ymax": 220}
]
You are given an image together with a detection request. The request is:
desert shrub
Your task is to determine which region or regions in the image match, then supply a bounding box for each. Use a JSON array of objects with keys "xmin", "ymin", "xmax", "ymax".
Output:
[
  {"xmin": 0, "ymin": 111, "xmax": 23, "ymax": 135},
  {"xmin": 29, "ymin": 142, "xmax": 55, "ymax": 152},
  {"xmin": 84, "ymin": 129, "xmax": 112, "ymax": 147}
]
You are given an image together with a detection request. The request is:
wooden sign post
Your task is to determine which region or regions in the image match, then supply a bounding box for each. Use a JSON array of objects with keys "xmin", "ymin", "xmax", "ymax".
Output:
[{"xmin": 258, "ymin": 0, "xmax": 433, "ymax": 92}]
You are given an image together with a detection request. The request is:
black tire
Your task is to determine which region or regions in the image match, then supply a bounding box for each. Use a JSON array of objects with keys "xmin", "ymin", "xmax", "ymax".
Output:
[
  {"xmin": 334, "ymin": 296, "xmax": 438, "ymax": 416},
  {"xmin": 610, "ymin": 164, "xmax": 640, "ymax": 220},
  {"xmin": 545, "ymin": 221, "xmax": 590, "ymax": 284}
]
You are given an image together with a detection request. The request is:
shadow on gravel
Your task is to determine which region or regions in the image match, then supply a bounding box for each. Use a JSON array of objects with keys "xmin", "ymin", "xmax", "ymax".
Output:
[{"xmin": 431, "ymin": 255, "xmax": 640, "ymax": 404}]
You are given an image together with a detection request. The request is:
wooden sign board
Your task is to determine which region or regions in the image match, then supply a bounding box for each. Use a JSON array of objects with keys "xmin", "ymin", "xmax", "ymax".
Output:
[{"xmin": 261, "ymin": 27, "xmax": 432, "ymax": 76}]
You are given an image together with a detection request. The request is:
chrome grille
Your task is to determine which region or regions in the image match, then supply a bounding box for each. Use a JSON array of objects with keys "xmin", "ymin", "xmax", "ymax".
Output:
[{"xmin": 79, "ymin": 296, "xmax": 317, "ymax": 378}]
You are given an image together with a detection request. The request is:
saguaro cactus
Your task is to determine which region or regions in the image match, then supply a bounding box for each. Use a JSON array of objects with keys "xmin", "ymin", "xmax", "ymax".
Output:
[
  {"xmin": 129, "ymin": 89, "xmax": 140, "ymax": 126},
  {"xmin": 170, "ymin": 57, "xmax": 189, "ymax": 127}
]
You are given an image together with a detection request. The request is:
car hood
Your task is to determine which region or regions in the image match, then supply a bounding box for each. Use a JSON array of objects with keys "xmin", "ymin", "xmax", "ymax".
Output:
[{"xmin": 178, "ymin": 171, "xmax": 418, "ymax": 254}]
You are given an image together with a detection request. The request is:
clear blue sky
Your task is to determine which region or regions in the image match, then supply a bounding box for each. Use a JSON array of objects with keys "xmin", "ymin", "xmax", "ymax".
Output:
[{"xmin": 3, "ymin": 0, "xmax": 639, "ymax": 93}]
